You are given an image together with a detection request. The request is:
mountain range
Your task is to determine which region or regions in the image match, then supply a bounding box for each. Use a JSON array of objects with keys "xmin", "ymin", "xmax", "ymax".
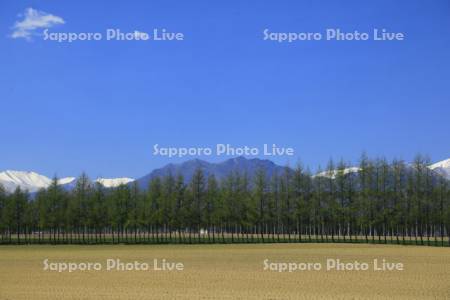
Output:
[
  {"xmin": 134, "ymin": 156, "xmax": 287, "ymax": 189},
  {"xmin": 0, "ymin": 170, "xmax": 133, "ymax": 193},
  {"xmin": 1, "ymin": 157, "xmax": 449, "ymax": 194}
]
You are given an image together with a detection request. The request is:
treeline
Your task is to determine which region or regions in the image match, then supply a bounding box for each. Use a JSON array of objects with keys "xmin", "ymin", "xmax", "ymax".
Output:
[{"xmin": 0, "ymin": 154, "xmax": 449, "ymax": 246}]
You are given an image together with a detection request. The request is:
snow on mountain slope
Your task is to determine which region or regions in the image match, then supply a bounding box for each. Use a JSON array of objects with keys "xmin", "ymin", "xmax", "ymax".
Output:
[
  {"xmin": 429, "ymin": 158, "xmax": 450, "ymax": 180},
  {"xmin": 0, "ymin": 170, "xmax": 135, "ymax": 193},
  {"xmin": 0, "ymin": 171, "xmax": 76, "ymax": 193},
  {"xmin": 95, "ymin": 178, "xmax": 134, "ymax": 188},
  {"xmin": 58, "ymin": 177, "xmax": 76, "ymax": 185},
  {"xmin": 312, "ymin": 158, "xmax": 450, "ymax": 180},
  {"xmin": 0, "ymin": 170, "xmax": 51, "ymax": 193},
  {"xmin": 313, "ymin": 167, "xmax": 361, "ymax": 179}
]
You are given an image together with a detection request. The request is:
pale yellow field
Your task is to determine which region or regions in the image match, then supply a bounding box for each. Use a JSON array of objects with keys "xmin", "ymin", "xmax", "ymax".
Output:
[{"xmin": 0, "ymin": 244, "xmax": 449, "ymax": 300}]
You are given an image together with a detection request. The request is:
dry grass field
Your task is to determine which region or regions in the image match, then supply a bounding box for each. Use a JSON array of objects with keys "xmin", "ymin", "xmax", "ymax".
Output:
[{"xmin": 0, "ymin": 244, "xmax": 449, "ymax": 300}]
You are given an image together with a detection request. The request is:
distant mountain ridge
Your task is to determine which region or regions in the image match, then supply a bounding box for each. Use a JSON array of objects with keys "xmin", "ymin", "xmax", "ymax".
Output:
[
  {"xmin": 1, "ymin": 157, "xmax": 449, "ymax": 193},
  {"xmin": 96, "ymin": 178, "xmax": 134, "ymax": 188},
  {"xmin": 135, "ymin": 156, "xmax": 289, "ymax": 189},
  {"xmin": 135, "ymin": 156, "xmax": 450, "ymax": 188},
  {"xmin": 0, "ymin": 170, "xmax": 76, "ymax": 193},
  {"xmin": 0, "ymin": 171, "xmax": 135, "ymax": 193}
]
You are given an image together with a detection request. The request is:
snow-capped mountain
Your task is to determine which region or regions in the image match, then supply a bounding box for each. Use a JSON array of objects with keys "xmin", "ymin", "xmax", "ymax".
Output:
[
  {"xmin": 0, "ymin": 170, "xmax": 76, "ymax": 193},
  {"xmin": 313, "ymin": 158, "xmax": 450, "ymax": 180},
  {"xmin": 58, "ymin": 177, "xmax": 76, "ymax": 185},
  {"xmin": 0, "ymin": 170, "xmax": 135, "ymax": 193},
  {"xmin": 95, "ymin": 178, "xmax": 134, "ymax": 188},
  {"xmin": 429, "ymin": 158, "xmax": 450, "ymax": 180},
  {"xmin": 313, "ymin": 167, "xmax": 361, "ymax": 179}
]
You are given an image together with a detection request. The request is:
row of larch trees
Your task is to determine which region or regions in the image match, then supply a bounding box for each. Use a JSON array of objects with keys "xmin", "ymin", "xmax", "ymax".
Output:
[{"xmin": 0, "ymin": 154, "xmax": 449, "ymax": 245}]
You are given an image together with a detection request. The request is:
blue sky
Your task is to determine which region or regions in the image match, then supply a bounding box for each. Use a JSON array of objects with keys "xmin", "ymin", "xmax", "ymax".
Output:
[{"xmin": 0, "ymin": 0, "xmax": 449, "ymax": 179}]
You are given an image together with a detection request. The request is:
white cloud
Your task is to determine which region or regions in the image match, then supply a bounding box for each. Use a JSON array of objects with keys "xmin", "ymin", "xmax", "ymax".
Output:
[{"xmin": 11, "ymin": 7, "xmax": 65, "ymax": 40}]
